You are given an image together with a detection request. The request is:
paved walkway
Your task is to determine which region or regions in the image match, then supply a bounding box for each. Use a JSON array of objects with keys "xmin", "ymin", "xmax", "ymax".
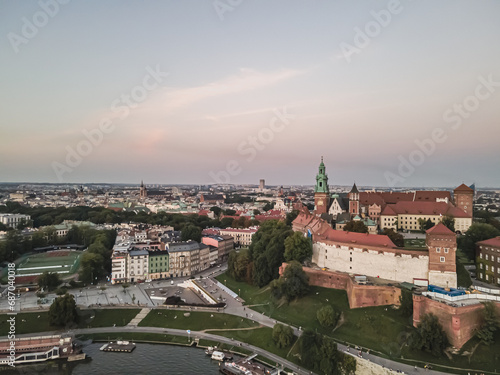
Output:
[{"xmin": 127, "ymin": 308, "xmax": 150, "ymax": 327}]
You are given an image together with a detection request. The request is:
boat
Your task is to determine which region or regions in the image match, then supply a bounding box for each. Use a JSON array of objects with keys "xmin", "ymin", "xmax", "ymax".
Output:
[
  {"xmin": 100, "ymin": 341, "xmax": 136, "ymax": 353},
  {"xmin": 211, "ymin": 351, "xmax": 226, "ymax": 361},
  {"xmin": 219, "ymin": 354, "xmax": 275, "ymax": 375},
  {"xmin": 0, "ymin": 334, "xmax": 85, "ymax": 366},
  {"xmin": 205, "ymin": 346, "xmax": 216, "ymax": 355}
]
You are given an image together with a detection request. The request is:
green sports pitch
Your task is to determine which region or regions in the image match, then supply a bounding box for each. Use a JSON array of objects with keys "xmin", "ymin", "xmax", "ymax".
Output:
[{"xmin": 15, "ymin": 251, "xmax": 82, "ymax": 277}]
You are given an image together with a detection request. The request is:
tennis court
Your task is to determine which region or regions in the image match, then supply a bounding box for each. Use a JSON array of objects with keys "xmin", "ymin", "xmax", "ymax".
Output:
[{"xmin": 15, "ymin": 250, "xmax": 82, "ymax": 277}]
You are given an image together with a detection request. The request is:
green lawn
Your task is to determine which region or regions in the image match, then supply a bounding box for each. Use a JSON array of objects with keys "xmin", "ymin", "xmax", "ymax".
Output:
[
  {"xmin": 0, "ymin": 309, "xmax": 140, "ymax": 335},
  {"xmin": 0, "ymin": 311, "xmax": 51, "ymax": 334},
  {"xmin": 138, "ymin": 310, "xmax": 259, "ymax": 331},
  {"xmin": 78, "ymin": 308, "xmax": 140, "ymax": 328},
  {"xmin": 216, "ymin": 272, "xmax": 500, "ymax": 373},
  {"xmin": 403, "ymin": 238, "xmax": 427, "ymax": 250}
]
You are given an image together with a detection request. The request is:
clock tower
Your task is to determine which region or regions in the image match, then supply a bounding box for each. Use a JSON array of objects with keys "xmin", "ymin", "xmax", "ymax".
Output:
[{"xmin": 314, "ymin": 157, "xmax": 330, "ymax": 215}]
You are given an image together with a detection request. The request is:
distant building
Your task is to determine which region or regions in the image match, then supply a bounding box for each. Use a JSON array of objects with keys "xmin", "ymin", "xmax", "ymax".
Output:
[
  {"xmin": 380, "ymin": 201, "xmax": 472, "ymax": 233},
  {"xmin": 148, "ymin": 250, "xmax": 169, "ymax": 280},
  {"xmin": 219, "ymin": 227, "xmax": 258, "ymax": 247},
  {"xmin": 127, "ymin": 249, "xmax": 149, "ymax": 283},
  {"xmin": 259, "ymin": 179, "xmax": 265, "ymax": 191},
  {"xmin": 0, "ymin": 213, "xmax": 31, "ymax": 229},
  {"xmin": 201, "ymin": 235, "xmax": 234, "ymax": 261},
  {"xmin": 476, "ymin": 236, "xmax": 500, "ymax": 285},
  {"xmin": 167, "ymin": 241, "xmax": 201, "ymax": 278},
  {"xmin": 200, "ymin": 194, "xmax": 225, "ymax": 205}
]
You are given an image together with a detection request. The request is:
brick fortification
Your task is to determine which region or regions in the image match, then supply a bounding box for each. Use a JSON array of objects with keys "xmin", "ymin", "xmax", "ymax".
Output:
[
  {"xmin": 279, "ymin": 263, "xmax": 401, "ymax": 309},
  {"xmin": 413, "ymin": 294, "xmax": 500, "ymax": 348}
]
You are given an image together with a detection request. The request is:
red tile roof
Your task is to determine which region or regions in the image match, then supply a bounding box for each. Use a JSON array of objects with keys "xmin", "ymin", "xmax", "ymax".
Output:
[
  {"xmin": 426, "ymin": 222, "xmax": 455, "ymax": 235},
  {"xmin": 454, "ymin": 183, "xmax": 474, "ymax": 192},
  {"xmin": 477, "ymin": 236, "xmax": 500, "ymax": 248},
  {"xmin": 382, "ymin": 201, "xmax": 470, "ymax": 218},
  {"xmin": 320, "ymin": 227, "xmax": 396, "ymax": 248}
]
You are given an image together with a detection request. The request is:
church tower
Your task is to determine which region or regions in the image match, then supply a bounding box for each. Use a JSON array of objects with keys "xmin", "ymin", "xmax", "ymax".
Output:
[
  {"xmin": 426, "ymin": 223, "xmax": 457, "ymax": 289},
  {"xmin": 139, "ymin": 180, "xmax": 147, "ymax": 200},
  {"xmin": 314, "ymin": 157, "xmax": 330, "ymax": 215},
  {"xmin": 454, "ymin": 184, "xmax": 474, "ymax": 216},
  {"xmin": 348, "ymin": 183, "xmax": 360, "ymax": 216}
]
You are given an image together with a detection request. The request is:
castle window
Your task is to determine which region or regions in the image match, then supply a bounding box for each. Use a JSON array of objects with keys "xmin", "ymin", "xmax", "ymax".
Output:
[
  {"xmin": 492, "ymin": 266, "xmax": 495, "ymax": 273},
  {"xmin": 486, "ymin": 274, "xmax": 489, "ymax": 281},
  {"xmin": 480, "ymin": 273, "xmax": 483, "ymax": 279},
  {"xmin": 480, "ymin": 253, "xmax": 483, "ymax": 259},
  {"xmin": 440, "ymin": 257, "xmax": 445, "ymax": 262},
  {"xmin": 486, "ymin": 254, "xmax": 489, "ymax": 260},
  {"xmin": 486, "ymin": 265, "xmax": 489, "ymax": 271},
  {"xmin": 444, "ymin": 248, "xmax": 449, "ymax": 253},
  {"xmin": 436, "ymin": 248, "xmax": 441, "ymax": 253},
  {"xmin": 480, "ymin": 263, "xmax": 483, "ymax": 269}
]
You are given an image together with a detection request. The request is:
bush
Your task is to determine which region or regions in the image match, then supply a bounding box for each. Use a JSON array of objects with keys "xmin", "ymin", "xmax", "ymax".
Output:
[{"xmin": 317, "ymin": 305, "xmax": 339, "ymax": 328}]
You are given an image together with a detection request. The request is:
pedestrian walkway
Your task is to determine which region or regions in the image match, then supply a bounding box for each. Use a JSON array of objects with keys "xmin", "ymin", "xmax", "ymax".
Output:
[{"xmin": 127, "ymin": 308, "xmax": 150, "ymax": 327}]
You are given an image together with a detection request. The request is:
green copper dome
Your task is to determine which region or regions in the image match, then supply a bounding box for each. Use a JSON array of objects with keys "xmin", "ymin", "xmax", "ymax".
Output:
[{"xmin": 314, "ymin": 157, "xmax": 329, "ymax": 193}]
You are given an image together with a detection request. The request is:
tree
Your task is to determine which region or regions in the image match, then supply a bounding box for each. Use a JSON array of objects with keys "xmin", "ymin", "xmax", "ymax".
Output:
[
  {"xmin": 48, "ymin": 294, "xmax": 78, "ymax": 327},
  {"xmin": 399, "ymin": 289, "xmax": 413, "ymax": 317},
  {"xmin": 227, "ymin": 249, "xmax": 251, "ymax": 281},
  {"xmin": 38, "ymin": 271, "xmax": 62, "ymax": 291},
  {"xmin": 410, "ymin": 313, "xmax": 449, "ymax": 357},
  {"xmin": 181, "ymin": 224, "xmax": 202, "ymax": 242},
  {"xmin": 442, "ymin": 215, "xmax": 455, "ymax": 232},
  {"xmin": 284, "ymin": 231, "xmax": 312, "ymax": 263},
  {"xmin": 317, "ymin": 305, "xmax": 339, "ymax": 328},
  {"xmin": 79, "ymin": 252, "xmax": 105, "ymax": 284},
  {"xmin": 272, "ymin": 323, "xmax": 294, "ymax": 348},
  {"xmin": 210, "ymin": 206, "xmax": 222, "ymax": 217},
  {"xmin": 250, "ymin": 220, "xmax": 293, "ymax": 287},
  {"xmin": 262, "ymin": 202, "xmax": 275, "ymax": 212},
  {"xmin": 424, "ymin": 219, "xmax": 434, "ymax": 230},
  {"xmin": 285, "ymin": 210, "xmax": 299, "ymax": 226},
  {"xmin": 343, "ymin": 220, "xmax": 368, "ymax": 233},
  {"xmin": 382, "ymin": 228, "xmax": 404, "ymax": 247},
  {"xmin": 459, "ymin": 223, "xmax": 500, "ymax": 260},
  {"xmin": 271, "ymin": 261, "xmax": 309, "ymax": 302},
  {"xmin": 476, "ymin": 301, "xmax": 500, "ymax": 345},
  {"xmin": 220, "ymin": 217, "xmax": 234, "ymax": 228}
]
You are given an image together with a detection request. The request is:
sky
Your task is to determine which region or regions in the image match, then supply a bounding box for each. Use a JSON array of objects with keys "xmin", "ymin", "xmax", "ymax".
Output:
[{"xmin": 0, "ymin": 0, "xmax": 499, "ymax": 188}]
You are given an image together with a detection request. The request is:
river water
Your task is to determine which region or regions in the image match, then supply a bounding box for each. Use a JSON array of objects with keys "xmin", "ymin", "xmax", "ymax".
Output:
[{"xmin": 2, "ymin": 343, "xmax": 224, "ymax": 374}]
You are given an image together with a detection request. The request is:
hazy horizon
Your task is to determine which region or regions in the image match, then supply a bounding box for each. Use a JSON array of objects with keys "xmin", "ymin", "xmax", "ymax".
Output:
[{"xmin": 1, "ymin": 1, "xmax": 499, "ymax": 187}]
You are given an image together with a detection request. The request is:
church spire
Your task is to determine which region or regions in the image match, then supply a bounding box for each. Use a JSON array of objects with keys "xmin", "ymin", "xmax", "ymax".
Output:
[{"xmin": 315, "ymin": 157, "xmax": 329, "ymax": 193}]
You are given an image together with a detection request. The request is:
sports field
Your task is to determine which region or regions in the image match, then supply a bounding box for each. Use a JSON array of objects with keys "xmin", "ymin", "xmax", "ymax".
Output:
[{"xmin": 15, "ymin": 250, "xmax": 82, "ymax": 277}]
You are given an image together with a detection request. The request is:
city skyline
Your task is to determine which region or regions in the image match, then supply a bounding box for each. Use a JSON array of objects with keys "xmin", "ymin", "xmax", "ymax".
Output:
[{"xmin": 1, "ymin": 1, "xmax": 500, "ymax": 187}]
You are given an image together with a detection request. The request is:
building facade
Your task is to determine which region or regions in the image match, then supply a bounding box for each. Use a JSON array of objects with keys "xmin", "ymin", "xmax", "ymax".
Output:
[
  {"xmin": 218, "ymin": 227, "xmax": 258, "ymax": 247},
  {"xmin": 0, "ymin": 213, "xmax": 31, "ymax": 228},
  {"xmin": 476, "ymin": 236, "xmax": 500, "ymax": 285},
  {"xmin": 148, "ymin": 250, "xmax": 169, "ymax": 280}
]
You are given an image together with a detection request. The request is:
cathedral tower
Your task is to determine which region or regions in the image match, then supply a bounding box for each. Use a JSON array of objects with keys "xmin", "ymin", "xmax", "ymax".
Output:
[
  {"xmin": 314, "ymin": 157, "xmax": 330, "ymax": 215},
  {"xmin": 348, "ymin": 183, "xmax": 360, "ymax": 216}
]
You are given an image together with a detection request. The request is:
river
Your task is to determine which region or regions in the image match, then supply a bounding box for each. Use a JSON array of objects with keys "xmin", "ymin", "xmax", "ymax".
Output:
[{"xmin": 1, "ymin": 343, "xmax": 225, "ymax": 374}]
